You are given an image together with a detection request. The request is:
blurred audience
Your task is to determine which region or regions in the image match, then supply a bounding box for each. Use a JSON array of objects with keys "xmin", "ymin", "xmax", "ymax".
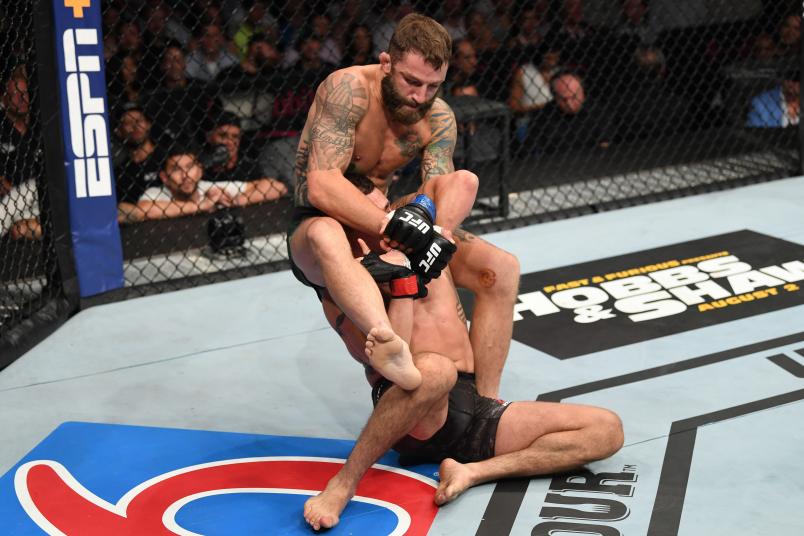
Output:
[
  {"xmin": 446, "ymin": 39, "xmax": 482, "ymax": 97},
  {"xmin": 120, "ymin": 146, "xmax": 283, "ymax": 222},
  {"xmin": 508, "ymin": 47, "xmax": 561, "ymax": 116},
  {"xmin": 508, "ymin": 3, "xmax": 551, "ymax": 50},
  {"xmin": 465, "ymin": 9, "xmax": 500, "ymax": 53},
  {"xmin": 186, "ymin": 23, "xmax": 239, "ymax": 82},
  {"xmin": 310, "ymin": 12, "xmax": 342, "ymax": 66},
  {"xmin": 332, "ymin": 0, "xmax": 372, "ymax": 52},
  {"xmin": 440, "ymin": 0, "xmax": 467, "ymax": 42},
  {"xmin": 203, "ymin": 111, "xmax": 287, "ymax": 201},
  {"xmin": 217, "ymin": 32, "xmax": 281, "ymax": 132},
  {"xmin": 484, "ymin": 0, "xmax": 516, "ymax": 45},
  {"xmin": 373, "ymin": 1, "xmax": 414, "ymax": 57},
  {"xmin": 0, "ymin": 67, "xmax": 41, "ymax": 240},
  {"xmin": 616, "ymin": 0, "xmax": 658, "ymax": 47},
  {"xmin": 523, "ymin": 71, "xmax": 608, "ymax": 153},
  {"xmin": 746, "ymin": 72, "xmax": 800, "ymax": 128},
  {"xmin": 553, "ymin": 0, "xmax": 595, "ymax": 66},
  {"xmin": 113, "ymin": 104, "xmax": 165, "ymax": 207},
  {"xmin": 116, "ymin": 18, "xmax": 144, "ymax": 58},
  {"xmin": 775, "ymin": 13, "xmax": 800, "ymax": 59},
  {"xmin": 258, "ymin": 33, "xmax": 331, "ymax": 189},
  {"xmin": 341, "ymin": 23, "xmax": 374, "ymax": 67},
  {"xmin": 144, "ymin": 43, "xmax": 214, "ymax": 144},
  {"xmin": 105, "ymin": 51, "xmax": 141, "ymax": 119},
  {"xmin": 232, "ymin": 0, "xmax": 278, "ymax": 59}
]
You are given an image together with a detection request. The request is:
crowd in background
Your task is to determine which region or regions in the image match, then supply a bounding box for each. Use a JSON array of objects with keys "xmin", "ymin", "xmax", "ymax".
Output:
[{"xmin": 0, "ymin": 0, "xmax": 801, "ymax": 239}]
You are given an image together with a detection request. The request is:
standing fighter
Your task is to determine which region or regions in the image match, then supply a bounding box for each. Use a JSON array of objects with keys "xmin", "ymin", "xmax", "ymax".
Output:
[{"xmin": 288, "ymin": 13, "xmax": 519, "ymax": 398}]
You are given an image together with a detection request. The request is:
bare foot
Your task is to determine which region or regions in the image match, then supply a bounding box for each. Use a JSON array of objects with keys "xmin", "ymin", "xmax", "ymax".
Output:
[
  {"xmin": 434, "ymin": 458, "xmax": 477, "ymax": 506},
  {"xmin": 365, "ymin": 327, "xmax": 421, "ymax": 390},
  {"xmin": 303, "ymin": 481, "xmax": 354, "ymax": 531}
]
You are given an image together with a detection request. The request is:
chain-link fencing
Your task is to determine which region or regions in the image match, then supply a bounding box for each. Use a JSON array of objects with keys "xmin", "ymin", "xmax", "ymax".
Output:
[
  {"xmin": 0, "ymin": 1, "xmax": 67, "ymax": 358},
  {"xmin": 2, "ymin": 0, "xmax": 801, "ymax": 305}
]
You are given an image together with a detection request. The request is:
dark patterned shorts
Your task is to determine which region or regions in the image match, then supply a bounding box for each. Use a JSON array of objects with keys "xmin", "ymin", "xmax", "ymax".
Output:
[{"xmin": 372, "ymin": 372, "xmax": 511, "ymax": 464}]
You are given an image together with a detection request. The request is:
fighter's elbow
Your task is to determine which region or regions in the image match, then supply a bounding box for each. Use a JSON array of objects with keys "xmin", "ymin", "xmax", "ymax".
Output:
[{"xmin": 306, "ymin": 172, "xmax": 326, "ymax": 209}]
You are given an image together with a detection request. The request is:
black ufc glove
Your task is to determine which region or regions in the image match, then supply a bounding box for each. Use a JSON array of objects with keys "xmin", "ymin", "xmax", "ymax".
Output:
[
  {"xmin": 382, "ymin": 194, "xmax": 437, "ymax": 253},
  {"xmin": 360, "ymin": 252, "xmax": 428, "ymax": 299},
  {"xmin": 409, "ymin": 230, "xmax": 456, "ymax": 281}
]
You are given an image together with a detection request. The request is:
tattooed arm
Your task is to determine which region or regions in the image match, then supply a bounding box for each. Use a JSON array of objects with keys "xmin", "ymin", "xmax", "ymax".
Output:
[
  {"xmin": 420, "ymin": 98, "xmax": 457, "ymax": 183},
  {"xmin": 417, "ymin": 98, "xmax": 477, "ymax": 231},
  {"xmin": 302, "ymin": 70, "xmax": 388, "ymax": 234}
]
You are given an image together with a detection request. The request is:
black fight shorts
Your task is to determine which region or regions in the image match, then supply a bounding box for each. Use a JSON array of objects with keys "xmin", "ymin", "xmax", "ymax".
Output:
[
  {"xmin": 372, "ymin": 372, "xmax": 511, "ymax": 465},
  {"xmin": 287, "ymin": 205, "xmax": 328, "ymax": 299}
]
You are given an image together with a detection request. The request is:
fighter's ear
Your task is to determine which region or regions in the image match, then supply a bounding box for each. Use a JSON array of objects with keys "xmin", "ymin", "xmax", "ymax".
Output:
[{"xmin": 379, "ymin": 52, "xmax": 391, "ymax": 73}]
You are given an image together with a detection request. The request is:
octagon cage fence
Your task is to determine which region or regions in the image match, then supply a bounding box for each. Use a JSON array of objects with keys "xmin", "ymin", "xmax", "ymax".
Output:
[{"xmin": 1, "ymin": 0, "xmax": 802, "ymax": 366}]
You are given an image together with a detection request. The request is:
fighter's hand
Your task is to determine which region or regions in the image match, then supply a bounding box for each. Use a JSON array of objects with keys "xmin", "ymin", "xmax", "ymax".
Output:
[
  {"xmin": 408, "ymin": 229, "xmax": 456, "ymax": 281},
  {"xmin": 381, "ymin": 194, "xmax": 437, "ymax": 253},
  {"xmin": 357, "ymin": 238, "xmax": 428, "ymax": 299}
]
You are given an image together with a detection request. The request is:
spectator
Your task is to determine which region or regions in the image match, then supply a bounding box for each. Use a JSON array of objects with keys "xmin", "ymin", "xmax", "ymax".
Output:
[
  {"xmin": 776, "ymin": 14, "xmax": 800, "ymax": 59},
  {"xmin": 232, "ymin": 0, "xmax": 278, "ymax": 59},
  {"xmin": 139, "ymin": 3, "xmax": 191, "ymax": 82},
  {"xmin": 508, "ymin": 47, "xmax": 561, "ymax": 115},
  {"xmin": 373, "ymin": 1, "xmax": 414, "ymax": 57},
  {"xmin": 285, "ymin": 32, "xmax": 335, "ymax": 75},
  {"xmin": 120, "ymin": 146, "xmax": 283, "ymax": 222},
  {"xmin": 331, "ymin": 0, "xmax": 372, "ymax": 53},
  {"xmin": 0, "ymin": 68, "xmax": 41, "ymax": 240},
  {"xmin": 445, "ymin": 39, "xmax": 502, "ymax": 164},
  {"xmin": 310, "ymin": 12, "xmax": 342, "ymax": 66},
  {"xmin": 485, "ymin": 0, "xmax": 517, "ymax": 45},
  {"xmin": 144, "ymin": 43, "xmax": 214, "ymax": 144},
  {"xmin": 465, "ymin": 9, "xmax": 500, "ymax": 53},
  {"xmin": 142, "ymin": 2, "xmax": 173, "ymax": 53},
  {"xmin": 203, "ymin": 111, "xmax": 287, "ymax": 201},
  {"xmin": 258, "ymin": 33, "xmax": 330, "ymax": 189},
  {"xmin": 446, "ymin": 39, "xmax": 482, "ymax": 97},
  {"xmin": 746, "ymin": 72, "xmax": 800, "ymax": 128},
  {"xmin": 553, "ymin": 0, "xmax": 594, "ymax": 66},
  {"xmin": 508, "ymin": 3, "xmax": 551, "ymax": 50},
  {"xmin": 341, "ymin": 23, "xmax": 374, "ymax": 67},
  {"xmin": 278, "ymin": 1, "xmax": 309, "ymax": 54},
  {"xmin": 216, "ymin": 32, "xmax": 281, "ymax": 132},
  {"xmin": 616, "ymin": 0, "xmax": 658, "ymax": 47},
  {"xmin": 112, "ymin": 103, "xmax": 165, "ymax": 206},
  {"xmin": 186, "ymin": 23, "xmax": 239, "ymax": 82},
  {"xmin": 440, "ymin": 0, "xmax": 467, "ymax": 42},
  {"xmin": 750, "ymin": 33, "xmax": 778, "ymax": 63},
  {"xmin": 102, "ymin": 5, "xmax": 121, "ymax": 59},
  {"xmin": 105, "ymin": 51, "xmax": 141, "ymax": 118},
  {"xmin": 203, "ymin": 1, "xmax": 228, "ymax": 29},
  {"xmin": 116, "ymin": 18, "xmax": 144, "ymax": 58},
  {"xmin": 524, "ymin": 71, "xmax": 606, "ymax": 153}
]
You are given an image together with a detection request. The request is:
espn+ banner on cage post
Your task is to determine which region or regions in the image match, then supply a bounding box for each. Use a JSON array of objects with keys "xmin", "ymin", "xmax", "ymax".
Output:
[
  {"xmin": 513, "ymin": 231, "xmax": 804, "ymax": 358},
  {"xmin": 52, "ymin": 0, "xmax": 124, "ymax": 297}
]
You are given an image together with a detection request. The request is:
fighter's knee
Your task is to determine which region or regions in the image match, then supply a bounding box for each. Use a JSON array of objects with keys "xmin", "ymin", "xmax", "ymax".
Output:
[
  {"xmin": 305, "ymin": 217, "xmax": 348, "ymax": 255},
  {"xmin": 593, "ymin": 409, "xmax": 624, "ymax": 459},
  {"xmin": 454, "ymin": 169, "xmax": 479, "ymax": 197},
  {"xmin": 412, "ymin": 352, "xmax": 457, "ymax": 399},
  {"xmin": 473, "ymin": 248, "xmax": 520, "ymax": 298}
]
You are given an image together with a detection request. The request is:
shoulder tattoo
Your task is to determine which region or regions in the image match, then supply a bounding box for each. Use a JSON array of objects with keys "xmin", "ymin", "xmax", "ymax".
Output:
[{"xmin": 308, "ymin": 73, "xmax": 368, "ymax": 172}]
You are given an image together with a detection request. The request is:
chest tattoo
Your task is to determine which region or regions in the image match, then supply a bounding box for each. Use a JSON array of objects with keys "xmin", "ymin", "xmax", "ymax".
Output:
[{"xmin": 395, "ymin": 131, "xmax": 423, "ymax": 159}]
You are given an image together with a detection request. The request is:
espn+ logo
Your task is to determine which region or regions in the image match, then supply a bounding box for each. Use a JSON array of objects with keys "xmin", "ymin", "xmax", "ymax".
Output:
[{"xmin": 62, "ymin": 27, "xmax": 112, "ymax": 199}]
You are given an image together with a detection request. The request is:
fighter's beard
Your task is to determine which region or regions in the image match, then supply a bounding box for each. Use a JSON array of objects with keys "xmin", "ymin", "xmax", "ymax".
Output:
[{"xmin": 381, "ymin": 74, "xmax": 436, "ymax": 125}]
